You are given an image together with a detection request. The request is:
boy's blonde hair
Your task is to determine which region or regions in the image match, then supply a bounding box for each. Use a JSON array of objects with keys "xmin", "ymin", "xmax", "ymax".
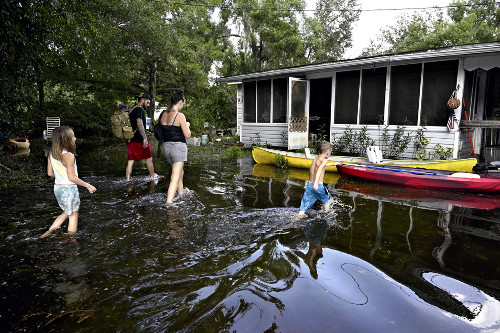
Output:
[
  {"xmin": 318, "ymin": 141, "xmax": 332, "ymax": 155},
  {"xmin": 50, "ymin": 126, "xmax": 76, "ymax": 161}
]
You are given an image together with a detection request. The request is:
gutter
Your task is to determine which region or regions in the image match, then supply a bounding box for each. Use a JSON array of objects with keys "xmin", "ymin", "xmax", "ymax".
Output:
[{"xmin": 217, "ymin": 42, "xmax": 500, "ymax": 83}]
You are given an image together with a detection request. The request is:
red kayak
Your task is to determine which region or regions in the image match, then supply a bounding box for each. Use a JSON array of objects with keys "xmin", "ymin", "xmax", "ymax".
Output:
[{"xmin": 336, "ymin": 163, "xmax": 500, "ymax": 192}]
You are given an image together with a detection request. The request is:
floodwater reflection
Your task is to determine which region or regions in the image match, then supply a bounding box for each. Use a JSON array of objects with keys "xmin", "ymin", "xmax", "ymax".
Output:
[{"xmin": 0, "ymin": 142, "xmax": 499, "ymax": 332}]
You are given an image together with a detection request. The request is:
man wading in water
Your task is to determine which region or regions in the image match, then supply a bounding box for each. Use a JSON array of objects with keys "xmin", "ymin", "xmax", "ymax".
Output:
[{"xmin": 125, "ymin": 92, "xmax": 159, "ymax": 181}]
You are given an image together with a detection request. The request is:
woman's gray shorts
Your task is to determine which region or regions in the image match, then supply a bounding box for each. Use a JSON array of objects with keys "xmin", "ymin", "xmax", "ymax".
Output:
[{"xmin": 163, "ymin": 141, "xmax": 188, "ymax": 164}]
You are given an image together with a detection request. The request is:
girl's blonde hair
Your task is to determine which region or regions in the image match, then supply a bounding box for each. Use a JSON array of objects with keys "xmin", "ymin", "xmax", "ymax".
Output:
[{"xmin": 50, "ymin": 126, "xmax": 76, "ymax": 161}]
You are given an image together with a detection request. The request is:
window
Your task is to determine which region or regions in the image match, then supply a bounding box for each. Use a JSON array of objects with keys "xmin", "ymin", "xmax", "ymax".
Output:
[
  {"xmin": 291, "ymin": 80, "xmax": 307, "ymax": 117},
  {"xmin": 273, "ymin": 78, "xmax": 287, "ymax": 123},
  {"xmin": 421, "ymin": 60, "xmax": 458, "ymax": 126},
  {"xmin": 257, "ymin": 80, "xmax": 271, "ymax": 123},
  {"xmin": 244, "ymin": 82, "xmax": 256, "ymax": 122},
  {"xmin": 335, "ymin": 71, "xmax": 359, "ymax": 124},
  {"xmin": 389, "ymin": 64, "xmax": 421, "ymax": 125},
  {"xmin": 360, "ymin": 67, "xmax": 386, "ymax": 125}
]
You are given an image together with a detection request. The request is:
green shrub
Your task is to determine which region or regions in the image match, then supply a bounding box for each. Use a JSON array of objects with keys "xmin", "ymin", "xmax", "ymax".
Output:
[
  {"xmin": 274, "ymin": 153, "xmax": 289, "ymax": 169},
  {"xmin": 222, "ymin": 146, "xmax": 243, "ymax": 161},
  {"xmin": 434, "ymin": 144, "xmax": 453, "ymax": 160}
]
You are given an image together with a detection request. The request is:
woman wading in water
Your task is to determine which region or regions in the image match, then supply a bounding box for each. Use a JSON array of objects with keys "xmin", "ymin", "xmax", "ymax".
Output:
[{"xmin": 160, "ymin": 89, "xmax": 191, "ymax": 203}]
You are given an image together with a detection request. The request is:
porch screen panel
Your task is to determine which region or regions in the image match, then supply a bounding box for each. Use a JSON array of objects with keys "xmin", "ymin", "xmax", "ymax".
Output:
[
  {"xmin": 309, "ymin": 78, "xmax": 332, "ymax": 136},
  {"xmin": 291, "ymin": 80, "xmax": 307, "ymax": 117},
  {"xmin": 360, "ymin": 67, "xmax": 386, "ymax": 124},
  {"xmin": 389, "ymin": 64, "xmax": 421, "ymax": 125},
  {"xmin": 421, "ymin": 60, "xmax": 458, "ymax": 126},
  {"xmin": 273, "ymin": 78, "xmax": 287, "ymax": 123},
  {"xmin": 335, "ymin": 71, "xmax": 359, "ymax": 124},
  {"xmin": 244, "ymin": 81, "xmax": 256, "ymax": 122},
  {"xmin": 257, "ymin": 80, "xmax": 271, "ymax": 123}
]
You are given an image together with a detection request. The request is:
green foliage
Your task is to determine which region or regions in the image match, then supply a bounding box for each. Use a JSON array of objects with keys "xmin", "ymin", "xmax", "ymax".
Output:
[
  {"xmin": 331, "ymin": 125, "xmax": 354, "ymax": 155},
  {"xmin": 1, "ymin": 0, "xmax": 361, "ymax": 138},
  {"xmin": 315, "ymin": 123, "xmax": 329, "ymax": 143},
  {"xmin": 303, "ymin": 0, "xmax": 360, "ymax": 62},
  {"xmin": 414, "ymin": 124, "xmax": 430, "ymax": 161},
  {"xmin": 388, "ymin": 125, "xmax": 412, "ymax": 158},
  {"xmin": 363, "ymin": 0, "xmax": 500, "ymax": 56},
  {"xmin": 434, "ymin": 144, "xmax": 454, "ymax": 160},
  {"xmin": 380, "ymin": 124, "xmax": 391, "ymax": 156},
  {"xmin": 354, "ymin": 126, "xmax": 375, "ymax": 156},
  {"xmin": 222, "ymin": 0, "xmax": 307, "ymax": 72},
  {"xmin": 274, "ymin": 153, "xmax": 289, "ymax": 169},
  {"xmin": 222, "ymin": 146, "xmax": 244, "ymax": 161},
  {"xmin": 331, "ymin": 126, "xmax": 374, "ymax": 156},
  {"xmin": 186, "ymin": 83, "xmax": 236, "ymax": 136},
  {"xmin": 249, "ymin": 131, "xmax": 262, "ymax": 146}
]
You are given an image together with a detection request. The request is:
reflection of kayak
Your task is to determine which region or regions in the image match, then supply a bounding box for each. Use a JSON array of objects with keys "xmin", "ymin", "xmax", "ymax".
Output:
[
  {"xmin": 252, "ymin": 163, "xmax": 341, "ymax": 185},
  {"xmin": 252, "ymin": 147, "xmax": 477, "ymax": 173},
  {"xmin": 335, "ymin": 178, "xmax": 500, "ymax": 210},
  {"xmin": 337, "ymin": 163, "xmax": 500, "ymax": 192}
]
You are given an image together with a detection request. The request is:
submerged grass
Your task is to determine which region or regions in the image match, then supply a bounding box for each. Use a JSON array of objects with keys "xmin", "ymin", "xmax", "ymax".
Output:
[
  {"xmin": 0, "ymin": 137, "xmax": 251, "ymax": 188},
  {"xmin": 0, "ymin": 139, "xmax": 50, "ymax": 188},
  {"xmin": 188, "ymin": 144, "xmax": 251, "ymax": 164}
]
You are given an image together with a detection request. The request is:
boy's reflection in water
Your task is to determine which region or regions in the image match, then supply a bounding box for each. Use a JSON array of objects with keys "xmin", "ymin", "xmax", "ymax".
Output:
[{"xmin": 302, "ymin": 218, "xmax": 329, "ymax": 279}]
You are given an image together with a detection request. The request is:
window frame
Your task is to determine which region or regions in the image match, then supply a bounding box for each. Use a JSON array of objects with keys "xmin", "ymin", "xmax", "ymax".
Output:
[
  {"xmin": 243, "ymin": 78, "xmax": 289, "ymax": 124},
  {"xmin": 331, "ymin": 60, "xmax": 461, "ymax": 128}
]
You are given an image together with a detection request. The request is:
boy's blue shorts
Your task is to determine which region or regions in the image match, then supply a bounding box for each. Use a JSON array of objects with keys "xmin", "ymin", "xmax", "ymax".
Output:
[{"xmin": 299, "ymin": 183, "xmax": 330, "ymax": 212}]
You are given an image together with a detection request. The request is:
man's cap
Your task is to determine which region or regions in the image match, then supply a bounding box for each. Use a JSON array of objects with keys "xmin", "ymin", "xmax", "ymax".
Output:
[
  {"xmin": 119, "ymin": 104, "xmax": 128, "ymax": 109},
  {"xmin": 137, "ymin": 92, "xmax": 151, "ymax": 100}
]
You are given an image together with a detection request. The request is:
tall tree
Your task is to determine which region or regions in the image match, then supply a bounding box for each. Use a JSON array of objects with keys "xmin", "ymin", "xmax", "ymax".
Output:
[
  {"xmin": 0, "ymin": 0, "xmax": 97, "ymax": 134},
  {"xmin": 363, "ymin": 0, "xmax": 500, "ymax": 57},
  {"xmin": 303, "ymin": 0, "xmax": 360, "ymax": 63},
  {"xmin": 221, "ymin": 0, "xmax": 307, "ymax": 73}
]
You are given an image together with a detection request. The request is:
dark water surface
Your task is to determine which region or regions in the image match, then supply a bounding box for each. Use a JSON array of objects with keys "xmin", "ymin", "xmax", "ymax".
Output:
[{"xmin": 1, "ymin": 141, "xmax": 499, "ymax": 332}]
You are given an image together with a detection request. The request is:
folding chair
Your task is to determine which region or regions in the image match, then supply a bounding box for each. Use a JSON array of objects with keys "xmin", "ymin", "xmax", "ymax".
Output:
[{"xmin": 44, "ymin": 117, "xmax": 60, "ymax": 140}]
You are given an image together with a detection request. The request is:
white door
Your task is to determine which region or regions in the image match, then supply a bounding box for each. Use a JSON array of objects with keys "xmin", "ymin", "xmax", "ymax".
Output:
[{"xmin": 288, "ymin": 78, "xmax": 310, "ymax": 150}]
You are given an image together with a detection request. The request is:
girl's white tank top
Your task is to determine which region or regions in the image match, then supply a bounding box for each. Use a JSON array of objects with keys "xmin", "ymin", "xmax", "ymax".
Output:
[{"xmin": 50, "ymin": 150, "xmax": 78, "ymax": 185}]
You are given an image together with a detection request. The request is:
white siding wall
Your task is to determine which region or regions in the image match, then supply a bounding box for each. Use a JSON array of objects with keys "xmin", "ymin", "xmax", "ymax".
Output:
[
  {"xmin": 331, "ymin": 125, "xmax": 457, "ymax": 159},
  {"xmin": 241, "ymin": 124, "xmax": 288, "ymax": 147}
]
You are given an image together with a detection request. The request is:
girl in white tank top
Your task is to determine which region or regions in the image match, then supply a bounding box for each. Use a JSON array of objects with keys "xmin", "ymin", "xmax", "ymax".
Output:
[{"xmin": 42, "ymin": 126, "xmax": 96, "ymax": 238}]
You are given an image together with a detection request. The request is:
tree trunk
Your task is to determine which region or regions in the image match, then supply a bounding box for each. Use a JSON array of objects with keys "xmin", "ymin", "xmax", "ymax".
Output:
[
  {"xmin": 34, "ymin": 61, "xmax": 44, "ymax": 114},
  {"xmin": 148, "ymin": 61, "xmax": 157, "ymax": 130}
]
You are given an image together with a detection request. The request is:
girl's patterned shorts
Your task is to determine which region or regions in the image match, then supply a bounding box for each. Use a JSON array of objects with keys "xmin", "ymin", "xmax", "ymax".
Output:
[{"xmin": 54, "ymin": 185, "xmax": 80, "ymax": 215}]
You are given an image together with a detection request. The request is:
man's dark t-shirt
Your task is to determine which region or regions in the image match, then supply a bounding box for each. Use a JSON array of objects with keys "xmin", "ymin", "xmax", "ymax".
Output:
[{"xmin": 129, "ymin": 106, "xmax": 147, "ymax": 143}]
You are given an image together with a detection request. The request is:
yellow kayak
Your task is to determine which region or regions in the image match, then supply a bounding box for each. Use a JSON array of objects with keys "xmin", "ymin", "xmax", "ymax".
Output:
[
  {"xmin": 252, "ymin": 147, "xmax": 477, "ymax": 173},
  {"xmin": 252, "ymin": 163, "xmax": 342, "ymax": 185}
]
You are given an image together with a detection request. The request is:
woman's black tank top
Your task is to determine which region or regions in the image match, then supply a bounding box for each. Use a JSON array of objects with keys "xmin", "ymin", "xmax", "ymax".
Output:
[{"xmin": 161, "ymin": 112, "xmax": 186, "ymax": 143}]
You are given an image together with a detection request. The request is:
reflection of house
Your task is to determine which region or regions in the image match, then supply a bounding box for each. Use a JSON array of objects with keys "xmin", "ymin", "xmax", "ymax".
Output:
[{"xmin": 218, "ymin": 42, "xmax": 500, "ymax": 162}]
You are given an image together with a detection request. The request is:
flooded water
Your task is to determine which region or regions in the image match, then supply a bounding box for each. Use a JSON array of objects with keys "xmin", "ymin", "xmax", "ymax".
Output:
[{"xmin": 1, "ymin": 141, "xmax": 499, "ymax": 332}]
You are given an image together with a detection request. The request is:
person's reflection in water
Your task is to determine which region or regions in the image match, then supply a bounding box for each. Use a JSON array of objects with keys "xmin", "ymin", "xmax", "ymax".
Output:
[
  {"xmin": 49, "ymin": 234, "xmax": 91, "ymax": 306},
  {"xmin": 432, "ymin": 210, "xmax": 452, "ymax": 268},
  {"xmin": 125, "ymin": 180, "xmax": 157, "ymax": 198},
  {"xmin": 302, "ymin": 218, "xmax": 329, "ymax": 279}
]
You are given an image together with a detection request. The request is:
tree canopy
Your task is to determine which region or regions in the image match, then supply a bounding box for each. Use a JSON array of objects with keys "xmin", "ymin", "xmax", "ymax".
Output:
[
  {"xmin": 362, "ymin": 0, "xmax": 500, "ymax": 57},
  {"xmin": 1, "ymin": 0, "xmax": 360, "ymax": 138}
]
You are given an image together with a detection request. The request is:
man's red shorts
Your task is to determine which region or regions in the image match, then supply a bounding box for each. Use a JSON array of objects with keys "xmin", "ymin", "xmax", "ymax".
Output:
[{"xmin": 127, "ymin": 141, "xmax": 152, "ymax": 161}]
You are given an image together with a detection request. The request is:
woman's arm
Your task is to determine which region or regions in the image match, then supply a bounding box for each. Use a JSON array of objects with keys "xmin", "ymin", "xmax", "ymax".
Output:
[
  {"xmin": 47, "ymin": 157, "xmax": 54, "ymax": 177},
  {"xmin": 179, "ymin": 113, "xmax": 191, "ymax": 139},
  {"xmin": 63, "ymin": 153, "xmax": 96, "ymax": 193}
]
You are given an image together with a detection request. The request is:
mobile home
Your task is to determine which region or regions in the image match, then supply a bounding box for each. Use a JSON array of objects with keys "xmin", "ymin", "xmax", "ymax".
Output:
[{"xmin": 218, "ymin": 42, "xmax": 500, "ymax": 163}]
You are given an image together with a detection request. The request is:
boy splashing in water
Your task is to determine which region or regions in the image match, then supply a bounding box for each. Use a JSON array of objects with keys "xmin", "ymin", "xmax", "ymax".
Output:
[{"xmin": 298, "ymin": 141, "xmax": 336, "ymax": 216}]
